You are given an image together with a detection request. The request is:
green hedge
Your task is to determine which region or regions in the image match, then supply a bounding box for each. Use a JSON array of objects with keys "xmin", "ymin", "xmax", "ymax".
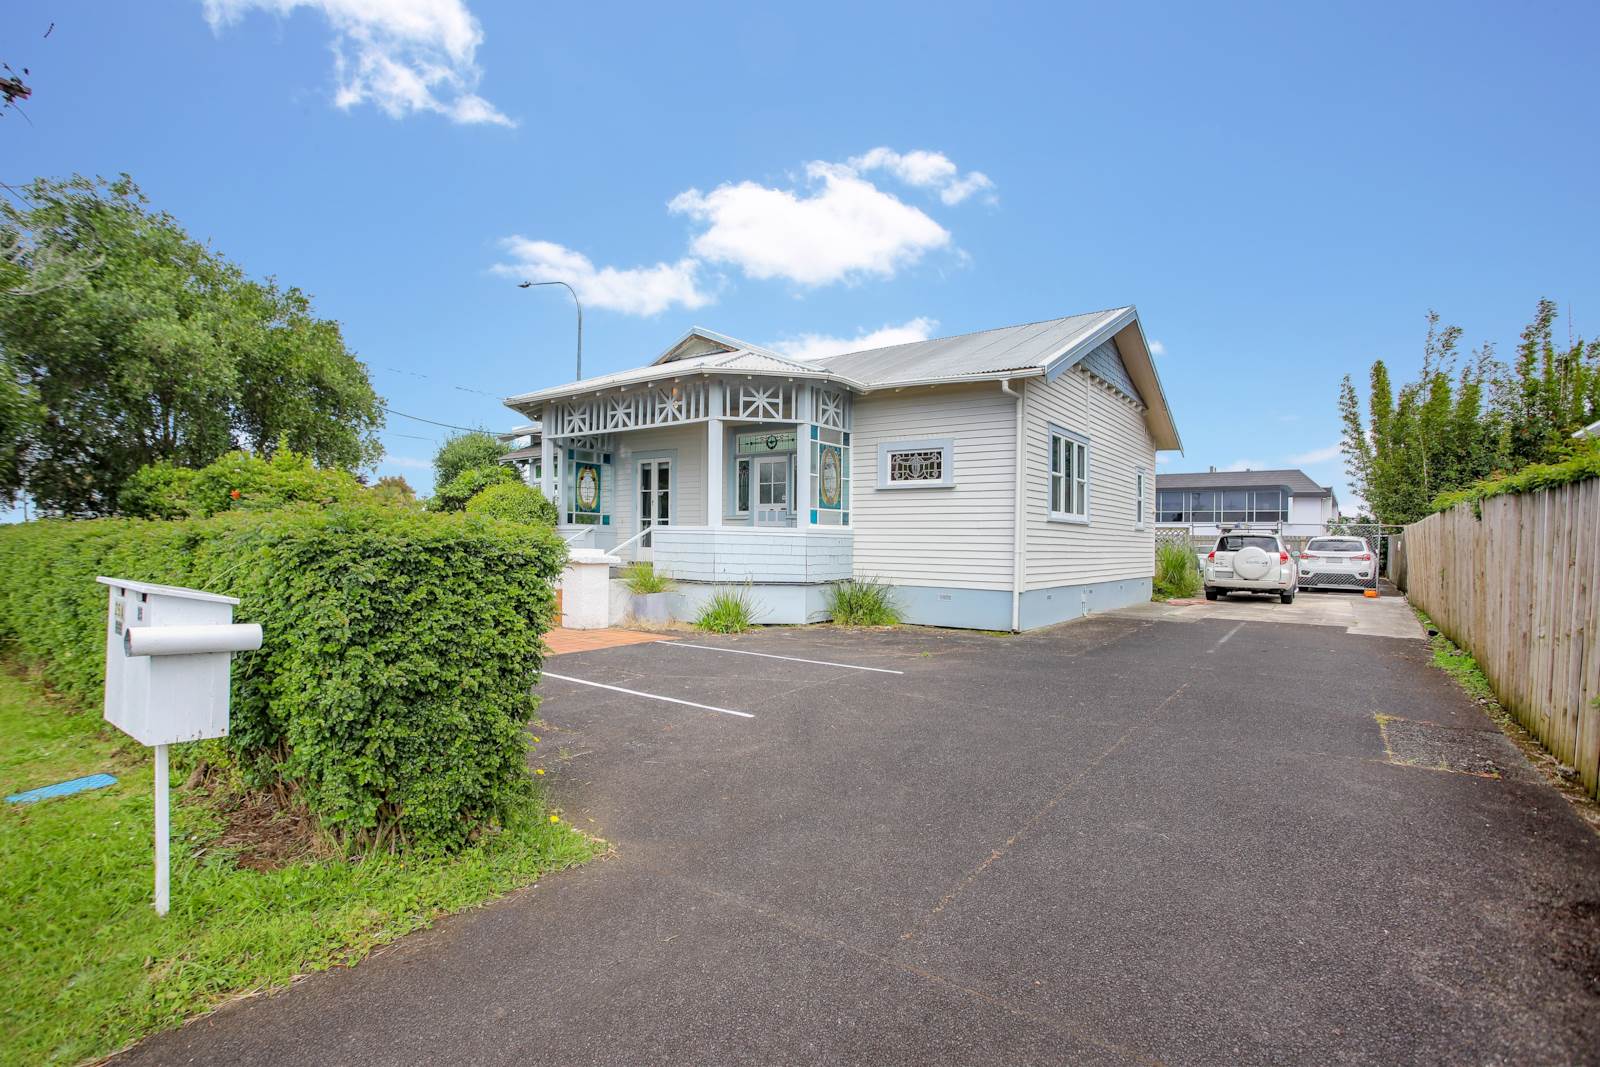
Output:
[
  {"xmin": 0, "ymin": 505, "xmax": 566, "ymax": 853},
  {"xmin": 1430, "ymin": 440, "xmax": 1600, "ymax": 514}
]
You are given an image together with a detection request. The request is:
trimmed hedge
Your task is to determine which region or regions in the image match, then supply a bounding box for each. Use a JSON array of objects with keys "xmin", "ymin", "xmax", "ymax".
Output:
[
  {"xmin": 0, "ymin": 505, "xmax": 566, "ymax": 853},
  {"xmin": 465, "ymin": 481, "xmax": 559, "ymax": 527},
  {"xmin": 1430, "ymin": 440, "xmax": 1600, "ymax": 515}
]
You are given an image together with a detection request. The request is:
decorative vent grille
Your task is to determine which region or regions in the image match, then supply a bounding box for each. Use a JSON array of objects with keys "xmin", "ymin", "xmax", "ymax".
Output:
[{"xmin": 888, "ymin": 449, "xmax": 944, "ymax": 483}]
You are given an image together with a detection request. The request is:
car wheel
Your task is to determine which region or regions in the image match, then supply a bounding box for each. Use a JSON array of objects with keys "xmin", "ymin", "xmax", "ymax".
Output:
[
  {"xmin": 1204, "ymin": 588, "xmax": 1218, "ymax": 602},
  {"xmin": 1280, "ymin": 590, "xmax": 1295, "ymax": 604}
]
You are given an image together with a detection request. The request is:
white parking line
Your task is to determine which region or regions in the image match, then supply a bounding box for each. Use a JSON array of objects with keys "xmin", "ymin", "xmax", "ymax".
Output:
[
  {"xmin": 659, "ymin": 642, "xmax": 905, "ymax": 675},
  {"xmin": 540, "ymin": 671, "xmax": 754, "ymax": 719},
  {"xmin": 1206, "ymin": 622, "xmax": 1246, "ymax": 653}
]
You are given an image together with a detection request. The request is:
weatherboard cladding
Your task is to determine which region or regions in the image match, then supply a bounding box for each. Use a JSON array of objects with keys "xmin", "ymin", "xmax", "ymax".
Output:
[{"xmin": 1156, "ymin": 468, "xmax": 1330, "ymax": 497}]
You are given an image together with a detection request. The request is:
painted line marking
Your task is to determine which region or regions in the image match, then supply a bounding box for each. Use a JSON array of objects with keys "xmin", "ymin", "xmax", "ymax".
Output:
[
  {"xmin": 1206, "ymin": 622, "xmax": 1246, "ymax": 653},
  {"xmin": 541, "ymin": 671, "xmax": 754, "ymax": 719},
  {"xmin": 660, "ymin": 642, "xmax": 905, "ymax": 675}
]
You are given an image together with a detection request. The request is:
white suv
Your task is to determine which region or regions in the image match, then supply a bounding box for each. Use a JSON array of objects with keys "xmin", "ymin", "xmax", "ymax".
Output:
[
  {"xmin": 1297, "ymin": 536, "xmax": 1375, "ymax": 591},
  {"xmin": 1204, "ymin": 531, "xmax": 1298, "ymax": 603}
]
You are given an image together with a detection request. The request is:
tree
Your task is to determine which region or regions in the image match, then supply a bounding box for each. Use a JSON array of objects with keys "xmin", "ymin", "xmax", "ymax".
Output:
[
  {"xmin": 433, "ymin": 432, "xmax": 508, "ymax": 489},
  {"xmin": 1338, "ymin": 302, "xmax": 1600, "ymax": 524},
  {"xmin": 0, "ymin": 175, "xmax": 383, "ymax": 514}
]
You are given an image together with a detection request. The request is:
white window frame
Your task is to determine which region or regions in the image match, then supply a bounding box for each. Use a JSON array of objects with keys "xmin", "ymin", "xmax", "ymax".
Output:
[
  {"xmin": 1135, "ymin": 469, "xmax": 1147, "ymax": 529},
  {"xmin": 876, "ymin": 438, "xmax": 955, "ymax": 490},
  {"xmin": 1048, "ymin": 425, "xmax": 1090, "ymax": 524}
]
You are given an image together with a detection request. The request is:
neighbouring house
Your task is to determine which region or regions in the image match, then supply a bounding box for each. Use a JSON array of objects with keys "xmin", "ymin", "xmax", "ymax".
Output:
[
  {"xmin": 501, "ymin": 306, "xmax": 1182, "ymax": 630},
  {"xmin": 1155, "ymin": 468, "xmax": 1339, "ymax": 537}
]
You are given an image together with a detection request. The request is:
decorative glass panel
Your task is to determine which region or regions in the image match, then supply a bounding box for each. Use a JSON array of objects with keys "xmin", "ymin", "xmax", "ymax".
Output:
[
  {"xmin": 888, "ymin": 449, "xmax": 944, "ymax": 483},
  {"xmin": 736, "ymin": 458, "xmax": 750, "ymax": 514}
]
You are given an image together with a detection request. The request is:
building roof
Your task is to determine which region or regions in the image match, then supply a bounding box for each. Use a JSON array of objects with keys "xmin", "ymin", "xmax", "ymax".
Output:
[
  {"xmin": 504, "ymin": 308, "xmax": 1182, "ymax": 450},
  {"xmin": 814, "ymin": 308, "xmax": 1130, "ymax": 386},
  {"xmin": 1156, "ymin": 468, "xmax": 1331, "ymax": 497}
]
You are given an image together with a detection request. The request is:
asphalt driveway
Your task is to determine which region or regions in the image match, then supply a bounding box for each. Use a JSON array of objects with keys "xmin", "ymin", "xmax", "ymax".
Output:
[{"xmin": 120, "ymin": 611, "xmax": 1600, "ymax": 1066}]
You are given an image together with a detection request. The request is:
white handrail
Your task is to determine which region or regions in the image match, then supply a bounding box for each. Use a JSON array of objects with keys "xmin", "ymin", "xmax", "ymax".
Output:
[
  {"xmin": 562, "ymin": 527, "xmax": 595, "ymax": 546},
  {"xmin": 608, "ymin": 525, "xmax": 654, "ymax": 558}
]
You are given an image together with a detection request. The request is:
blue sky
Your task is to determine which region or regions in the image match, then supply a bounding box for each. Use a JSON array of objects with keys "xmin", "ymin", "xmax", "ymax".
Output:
[{"xmin": 4, "ymin": 1, "xmax": 1596, "ymax": 503}]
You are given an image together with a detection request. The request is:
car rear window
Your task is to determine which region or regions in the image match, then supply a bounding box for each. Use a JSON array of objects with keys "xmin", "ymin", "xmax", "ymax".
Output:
[
  {"xmin": 1307, "ymin": 539, "xmax": 1366, "ymax": 552},
  {"xmin": 1216, "ymin": 535, "xmax": 1278, "ymax": 552}
]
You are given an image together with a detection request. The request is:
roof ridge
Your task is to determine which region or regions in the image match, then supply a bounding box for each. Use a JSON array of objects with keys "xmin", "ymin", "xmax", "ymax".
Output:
[{"xmin": 818, "ymin": 306, "xmax": 1133, "ymax": 362}]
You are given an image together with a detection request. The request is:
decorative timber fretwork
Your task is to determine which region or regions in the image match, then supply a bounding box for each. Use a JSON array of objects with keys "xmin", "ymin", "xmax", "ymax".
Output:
[
  {"xmin": 811, "ymin": 385, "xmax": 850, "ymax": 430},
  {"xmin": 727, "ymin": 381, "xmax": 796, "ymax": 421},
  {"xmin": 545, "ymin": 381, "xmax": 709, "ymax": 436}
]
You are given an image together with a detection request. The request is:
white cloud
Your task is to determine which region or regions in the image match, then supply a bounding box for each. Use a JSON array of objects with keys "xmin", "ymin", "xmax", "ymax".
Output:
[
  {"xmin": 383, "ymin": 454, "xmax": 432, "ymax": 470},
  {"xmin": 202, "ymin": 0, "xmax": 513, "ymax": 126},
  {"xmin": 1286, "ymin": 443, "xmax": 1342, "ymax": 465},
  {"xmin": 1223, "ymin": 459, "xmax": 1266, "ymax": 472},
  {"xmin": 770, "ymin": 317, "xmax": 938, "ymax": 362},
  {"xmin": 493, "ymin": 237, "xmax": 710, "ymax": 316},
  {"xmin": 1148, "ymin": 339, "xmax": 1167, "ymax": 357},
  {"xmin": 669, "ymin": 161, "xmax": 951, "ymax": 287},
  {"xmin": 849, "ymin": 147, "xmax": 997, "ymax": 206},
  {"xmin": 494, "ymin": 147, "xmax": 988, "ymax": 315},
  {"xmin": 1155, "ymin": 453, "xmax": 1175, "ymax": 465}
]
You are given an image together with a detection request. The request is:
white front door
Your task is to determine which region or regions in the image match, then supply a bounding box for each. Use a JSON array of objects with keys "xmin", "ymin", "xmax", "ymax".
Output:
[
  {"xmin": 638, "ymin": 459, "xmax": 671, "ymax": 535},
  {"xmin": 754, "ymin": 455, "xmax": 790, "ymax": 526},
  {"xmin": 637, "ymin": 458, "xmax": 671, "ymax": 557}
]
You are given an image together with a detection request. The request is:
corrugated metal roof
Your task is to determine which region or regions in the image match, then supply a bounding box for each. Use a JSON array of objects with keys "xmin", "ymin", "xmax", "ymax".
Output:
[
  {"xmin": 1157, "ymin": 469, "xmax": 1330, "ymax": 497},
  {"xmin": 504, "ymin": 347, "xmax": 836, "ymax": 406},
  {"xmin": 814, "ymin": 308, "xmax": 1132, "ymax": 387}
]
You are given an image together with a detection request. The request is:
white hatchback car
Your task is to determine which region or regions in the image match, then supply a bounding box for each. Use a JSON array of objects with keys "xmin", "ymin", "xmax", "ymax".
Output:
[
  {"xmin": 1203, "ymin": 531, "xmax": 1298, "ymax": 603},
  {"xmin": 1297, "ymin": 536, "xmax": 1376, "ymax": 591}
]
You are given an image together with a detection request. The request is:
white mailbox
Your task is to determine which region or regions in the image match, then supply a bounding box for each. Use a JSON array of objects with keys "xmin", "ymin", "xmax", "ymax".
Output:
[
  {"xmin": 98, "ymin": 577, "xmax": 260, "ymax": 745},
  {"xmin": 97, "ymin": 576, "xmax": 263, "ymax": 916}
]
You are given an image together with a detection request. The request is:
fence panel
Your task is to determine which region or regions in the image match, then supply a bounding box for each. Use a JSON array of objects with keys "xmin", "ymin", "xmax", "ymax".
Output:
[{"xmin": 1403, "ymin": 480, "xmax": 1600, "ymax": 798}]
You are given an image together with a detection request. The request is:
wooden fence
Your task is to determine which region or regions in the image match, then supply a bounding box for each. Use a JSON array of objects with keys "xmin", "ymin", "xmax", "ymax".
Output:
[{"xmin": 1401, "ymin": 478, "xmax": 1600, "ymax": 798}]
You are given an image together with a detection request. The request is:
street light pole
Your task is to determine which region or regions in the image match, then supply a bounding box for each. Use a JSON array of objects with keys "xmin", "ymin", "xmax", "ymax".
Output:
[{"xmin": 518, "ymin": 280, "xmax": 583, "ymax": 380}]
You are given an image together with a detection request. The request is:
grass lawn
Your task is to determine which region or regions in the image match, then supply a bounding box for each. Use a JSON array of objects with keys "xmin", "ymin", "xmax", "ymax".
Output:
[{"xmin": 0, "ymin": 664, "xmax": 601, "ymax": 1067}]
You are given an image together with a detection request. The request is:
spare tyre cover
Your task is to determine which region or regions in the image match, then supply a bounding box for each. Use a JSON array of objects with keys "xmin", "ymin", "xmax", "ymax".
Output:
[{"xmin": 1233, "ymin": 546, "xmax": 1272, "ymax": 580}]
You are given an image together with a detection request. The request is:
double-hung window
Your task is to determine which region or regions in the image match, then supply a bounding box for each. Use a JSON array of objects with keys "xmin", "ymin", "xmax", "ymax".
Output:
[{"xmin": 1048, "ymin": 427, "xmax": 1089, "ymax": 522}]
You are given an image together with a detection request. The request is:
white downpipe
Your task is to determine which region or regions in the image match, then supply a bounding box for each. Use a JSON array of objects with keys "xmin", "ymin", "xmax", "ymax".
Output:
[{"xmin": 999, "ymin": 378, "xmax": 1024, "ymax": 632}]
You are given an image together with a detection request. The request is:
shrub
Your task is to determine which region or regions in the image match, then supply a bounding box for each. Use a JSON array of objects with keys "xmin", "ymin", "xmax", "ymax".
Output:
[
  {"xmin": 369, "ymin": 474, "xmax": 420, "ymax": 509},
  {"xmin": 430, "ymin": 464, "xmax": 519, "ymax": 512},
  {"xmin": 1152, "ymin": 540, "xmax": 1203, "ymax": 600},
  {"xmin": 1430, "ymin": 439, "xmax": 1600, "ymax": 515},
  {"xmin": 117, "ymin": 463, "xmax": 201, "ymax": 519},
  {"xmin": 434, "ymin": 432, "xmax": 510, "ymax": 489},
  {"xmin": 695, "ymin": 586, "xmax": 759, "ymax": 633},
  {"xmin": 0, "ymin": 507, "xmax": 567, "ymax": 854},
  {"xmin": 117, "ymin": 448, "xmax": 362, "ymax": 519},
  {"xmin": 826, "ymin": 578, "xmax": 901, "ymax": 626},
  {"xmin": 621, "ymin": 561, "xmax": 674, "ymax": 595},
  {"xmin": 465, "ymin": 480, "xmax": 558, "ymax": 527}
]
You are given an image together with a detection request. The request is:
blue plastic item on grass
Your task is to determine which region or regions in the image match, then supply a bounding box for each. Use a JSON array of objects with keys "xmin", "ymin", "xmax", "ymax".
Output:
[{"xmin": 6, "ymin": 773, "xmax": 118, "ymax": 804}]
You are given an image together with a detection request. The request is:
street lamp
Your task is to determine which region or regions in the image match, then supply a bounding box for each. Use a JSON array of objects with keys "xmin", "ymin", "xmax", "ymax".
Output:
[{"xmin": 518, "ymin": 280, "xmax": 583, "ymax": 380}]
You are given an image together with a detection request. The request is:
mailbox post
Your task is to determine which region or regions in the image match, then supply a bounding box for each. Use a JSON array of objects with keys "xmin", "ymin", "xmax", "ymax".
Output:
[{"xmin": 96, "ymin": 578, "xmax": 263, "ymax": 916}]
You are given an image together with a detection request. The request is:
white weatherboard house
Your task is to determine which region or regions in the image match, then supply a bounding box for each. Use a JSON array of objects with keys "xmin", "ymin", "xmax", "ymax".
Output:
[{"xmin": 502, "ymin": 306, "xmax": 1182, "ymax": 631}]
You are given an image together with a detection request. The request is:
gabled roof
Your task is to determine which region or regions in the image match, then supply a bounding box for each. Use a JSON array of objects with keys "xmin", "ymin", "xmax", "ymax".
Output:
[
  {"xmin": 815, "ymin": 308, "xmax": 1131, "ymax": 385},
  {"xmin": 503, "ymin": 310, "xmax": 1182, "ymax": 451},
  {"xmin": 1157, "ymin": 469, "xmax": 1331, "ymax": 497}
]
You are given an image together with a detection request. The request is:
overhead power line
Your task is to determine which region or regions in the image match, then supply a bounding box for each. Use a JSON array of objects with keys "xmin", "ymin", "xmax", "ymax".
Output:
[{"xmin": 381, "ymin": 406, "xmax": 513, "ymax": 435}]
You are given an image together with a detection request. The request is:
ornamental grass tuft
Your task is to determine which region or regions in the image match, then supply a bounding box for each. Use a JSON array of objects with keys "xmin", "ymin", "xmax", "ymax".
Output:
[
  {"xmin": 826, "ymin": 578, "xmax": 901, "ymax": 626},
  {"xmin": 695, "ymin": 586, "xmax": 759, "ymax": 633}
]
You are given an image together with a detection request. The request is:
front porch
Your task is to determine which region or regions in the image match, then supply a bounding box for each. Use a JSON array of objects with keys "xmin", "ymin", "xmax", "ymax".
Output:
[{"xmin": 535, "ymin": 373, "xmax": 855, "ymax": 588}]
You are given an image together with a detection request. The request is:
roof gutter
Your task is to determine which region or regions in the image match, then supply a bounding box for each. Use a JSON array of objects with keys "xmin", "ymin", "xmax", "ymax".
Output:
[{"xmin": 1000, "ymin": 377, "xmax": 1025, "ymax": 632}]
